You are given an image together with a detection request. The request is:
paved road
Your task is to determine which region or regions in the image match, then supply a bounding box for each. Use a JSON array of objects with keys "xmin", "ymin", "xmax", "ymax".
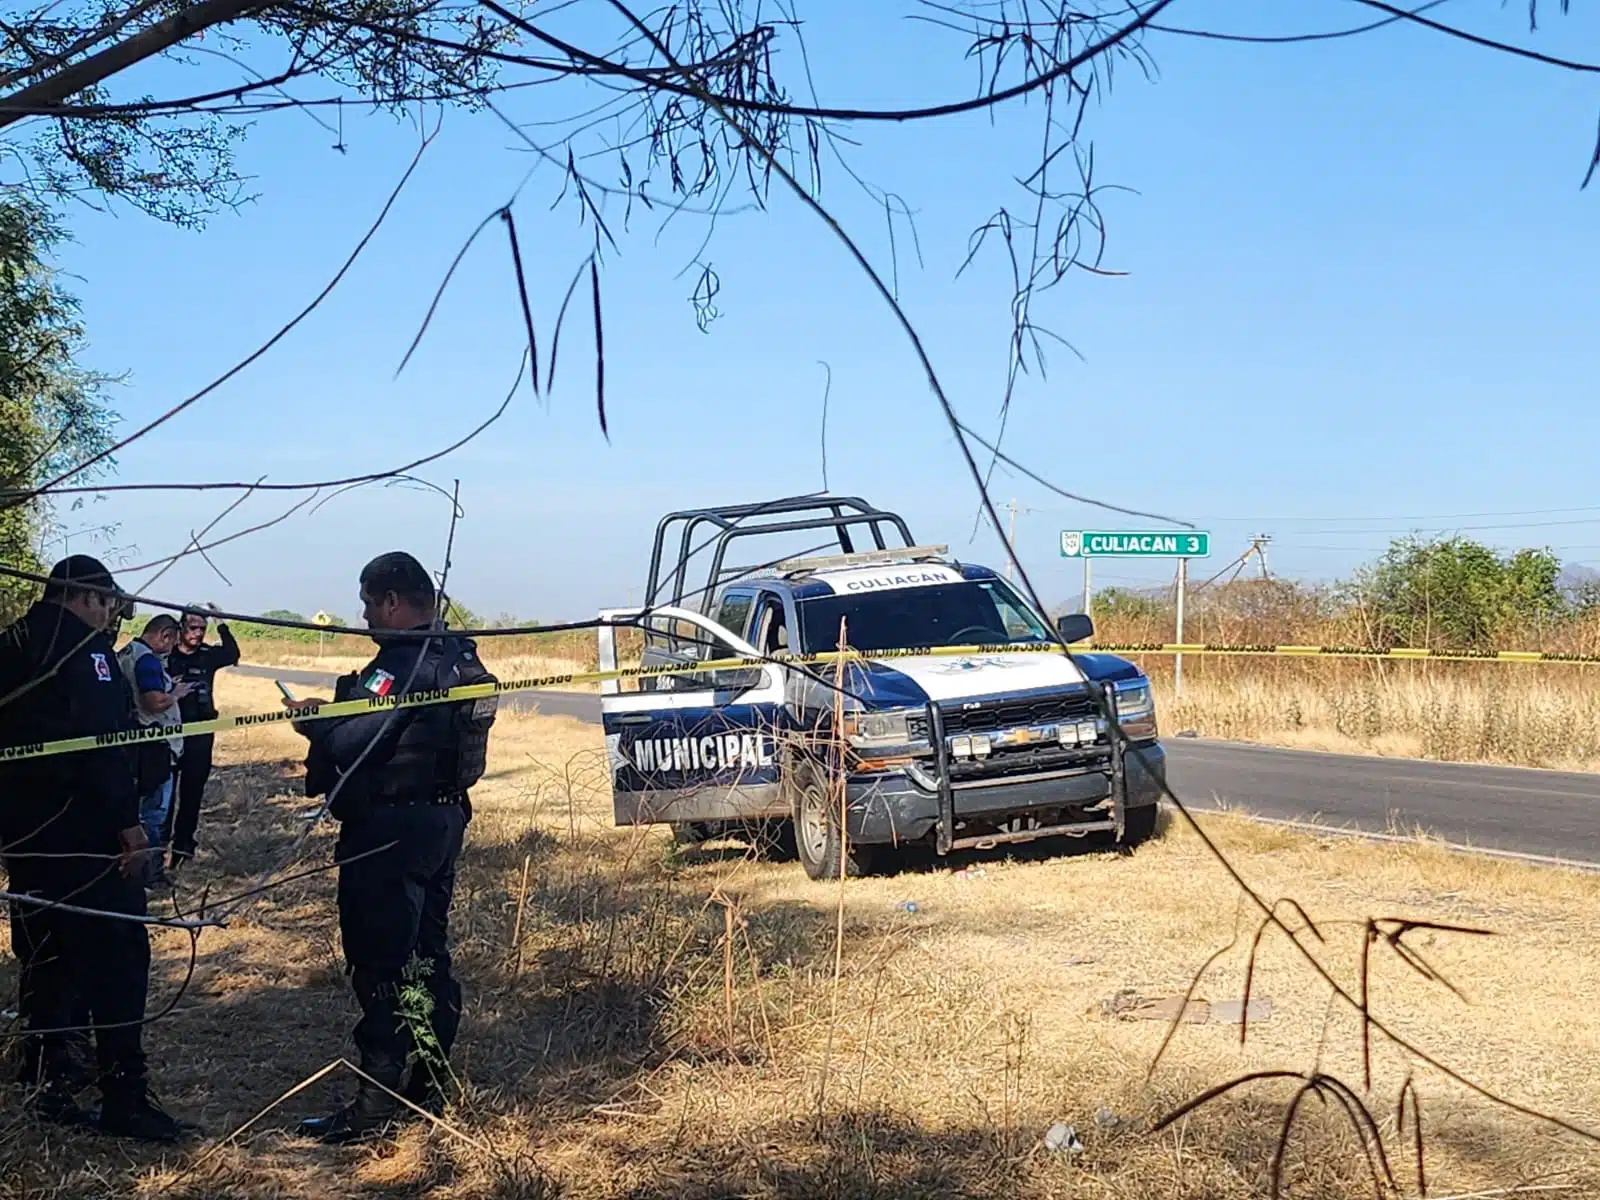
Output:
[
  {"xmin": 234, "ymin": 665, "xmax": 1600, "ymax": 864},
  {"xmin": 1163, "ymin": 738, "xmax": 1600, "ymax": 865}
]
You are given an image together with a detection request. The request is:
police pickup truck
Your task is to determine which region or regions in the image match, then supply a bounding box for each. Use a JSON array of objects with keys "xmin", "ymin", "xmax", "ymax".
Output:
[{"xmin": 597, "ymin": 496, "xmax": 1165, "ymax": 878}]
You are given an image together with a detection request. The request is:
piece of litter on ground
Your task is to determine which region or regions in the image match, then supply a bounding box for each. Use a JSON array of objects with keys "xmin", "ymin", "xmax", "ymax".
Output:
[
  {"xmin": 1097, "ymin": 991, "xmax": 1275, "ymax": 1026},
  {"xmin": 1208, "ymin": 997, "xmax": 1273, "ymax": 1026},
  {"xmin": 1094, "ymin": 1108, "xmax": 1119, "ymax": 1129},
  {"xmin": 897, "ymin": 900, "xmax": 920, "ymax": 914},
  {"xmin": 1099, "ymin": 991, "xmax": 1210, "ymax": 1024},
  {"xmin": 1043, "ymin": 1122, "xmax": 1084, "ymax": 1154},
  {"xmin": 1061, "ymin": 955, "xmax": 1098, "ymax": 968}
]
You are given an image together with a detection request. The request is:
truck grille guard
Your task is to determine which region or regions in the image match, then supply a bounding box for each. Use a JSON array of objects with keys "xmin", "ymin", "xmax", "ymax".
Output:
[{"xmin": 925, "ymin": 689, "xmax": 1126, "ymax": 855}]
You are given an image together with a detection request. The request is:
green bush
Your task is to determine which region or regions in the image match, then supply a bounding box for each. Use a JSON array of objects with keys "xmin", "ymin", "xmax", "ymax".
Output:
[{"xmin": 229, "ymin": 608, "xmax": 348, "ymax": 644}]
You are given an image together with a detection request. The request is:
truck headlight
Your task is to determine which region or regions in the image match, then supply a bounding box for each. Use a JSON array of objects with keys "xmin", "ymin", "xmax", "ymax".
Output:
[
  {"xmin": 843, "ymin": 707, "xmax": 928, "ymax": 749},
  {"xmin": 1114, "ymin": 679, "xmax": 1158, "ymax": 741}
]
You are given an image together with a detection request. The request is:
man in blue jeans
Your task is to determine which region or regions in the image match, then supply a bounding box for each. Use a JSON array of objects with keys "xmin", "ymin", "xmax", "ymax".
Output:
[{"xmin": 116, "ymin": 614, "xmax": 190, "ymax": 888}]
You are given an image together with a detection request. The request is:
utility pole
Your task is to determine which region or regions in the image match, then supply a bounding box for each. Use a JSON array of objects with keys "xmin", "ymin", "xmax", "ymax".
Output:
[
  {"xmin": 1005, "ymin": 499, "xmax": 1019, "ymax": 580},
  {"xmin": 1250, "ymin": 533, "xmax": 1273, "ymax": 580}
]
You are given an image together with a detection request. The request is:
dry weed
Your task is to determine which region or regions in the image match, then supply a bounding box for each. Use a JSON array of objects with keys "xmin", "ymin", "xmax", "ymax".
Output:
[
  {"xmin": 1, "ymin": 674, "xmax": 1597, "ymax": 1197},
  {"xmin": 1144, "ymin": 658, "xmax": 1600, "ymax": 771}
]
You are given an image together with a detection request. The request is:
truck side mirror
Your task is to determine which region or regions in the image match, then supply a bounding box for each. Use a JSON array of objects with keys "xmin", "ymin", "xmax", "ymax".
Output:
[{"xmin": 1057, "ymin": 613, "xmax": 1093, "ymax": 644}]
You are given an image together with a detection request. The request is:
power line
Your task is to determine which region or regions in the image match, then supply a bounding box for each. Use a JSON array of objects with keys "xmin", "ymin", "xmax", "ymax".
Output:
[
  {"xmin": 1030, "ymin": 504, "xmax": 1600, "ymax": 524},
  {"xmin": 1280, "ymin": 516, "xmax": 1600, "ymax": 536}
]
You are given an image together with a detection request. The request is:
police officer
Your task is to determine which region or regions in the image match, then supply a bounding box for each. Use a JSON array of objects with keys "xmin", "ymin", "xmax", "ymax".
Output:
[
  {"xmin": 163, "ymin": 604, "xmax": 240, "ymax": 871},
  {"xmin": 0, "ymin": 556, "xmax": 188, "ymax": 1140},
  {"xmin": 284, "ymin": 551, "xmax": 496, "ymax": 1143}
]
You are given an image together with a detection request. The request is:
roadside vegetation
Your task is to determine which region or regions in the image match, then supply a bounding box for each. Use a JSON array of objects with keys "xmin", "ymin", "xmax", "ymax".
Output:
[
  {"xmin": 1095, "ymin": 536, "xmax": 1600, "ymax": 771},
  {"xmin": 233, "ymin": 536, "xmax": 1600, "ymax": 771},
  {"xmin": 3, "ymin": 675, "xmax": 1597, "ymax": 1199}
]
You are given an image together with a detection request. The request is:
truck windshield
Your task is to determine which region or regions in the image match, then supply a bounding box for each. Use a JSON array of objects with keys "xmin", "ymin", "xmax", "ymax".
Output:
[{"xmin": 795, "ymin": 578, "xmax": 1052, "ymax": 655}]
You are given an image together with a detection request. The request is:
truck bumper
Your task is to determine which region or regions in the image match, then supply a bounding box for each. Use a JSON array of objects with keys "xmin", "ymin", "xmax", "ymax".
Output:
[{"xmin": 844, "ymin": 740, "xmax": 1165, "ymax": 847}]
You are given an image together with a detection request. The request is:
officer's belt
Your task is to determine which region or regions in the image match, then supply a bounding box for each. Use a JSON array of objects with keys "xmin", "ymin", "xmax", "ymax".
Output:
[{"xmin": 368, "ymin": 790, "xmax": 467, "ymax": 809}]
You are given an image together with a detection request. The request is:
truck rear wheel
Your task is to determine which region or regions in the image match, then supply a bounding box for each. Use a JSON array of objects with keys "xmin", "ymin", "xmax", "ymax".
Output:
[{"xmin": 791, "ymin": 763, "xmax": 873, "ymax": 881}]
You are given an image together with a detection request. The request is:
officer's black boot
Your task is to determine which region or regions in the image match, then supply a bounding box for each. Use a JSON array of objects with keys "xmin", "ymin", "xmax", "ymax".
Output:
[
  {"xmin": 16, "ymin": 1042, "xmax": 95, "ymax": 1127},
  {"xmin": 298, "ymin": 1064, "xmax": 405, "ymax": 1144},
  {"xmin": 398, "ymin": 1064, "xmax": 451, "ymax": 1121},
  {"xmin": 18, "ymin": 1058, "xmax": 94, "ymax": 1129},
  {"xmin": 99, "ymin": 1069, "xmax": 190, "ymax": 1143},
  {"xmin": 26, "ymin": 1078, "xmax": 94, "ymax": 1127},
  {"xmin": 60, "ymin": 1028, "xmax": 97, "ymax": 1092}
]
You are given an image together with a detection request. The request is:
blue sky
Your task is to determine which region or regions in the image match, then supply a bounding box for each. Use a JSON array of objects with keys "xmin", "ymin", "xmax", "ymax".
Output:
[{"xmin": 31, "ymin": 0, "xmax": 1600, "ymax": 621}]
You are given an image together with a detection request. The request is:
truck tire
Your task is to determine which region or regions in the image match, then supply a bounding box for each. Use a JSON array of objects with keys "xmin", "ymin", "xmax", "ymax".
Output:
[
  {"xmin": 1117, "ymin": 803, "xmax": 1158, "ymax": 849},
  {"xmin": 790, "ymin": 762, "xmax": 873, "ymax": 881}
]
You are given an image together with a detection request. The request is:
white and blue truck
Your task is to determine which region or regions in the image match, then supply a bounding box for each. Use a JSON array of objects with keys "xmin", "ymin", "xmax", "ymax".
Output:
[{"xmin": 597, "ymin": 496, "xmax": 1165, "ymax": 879}]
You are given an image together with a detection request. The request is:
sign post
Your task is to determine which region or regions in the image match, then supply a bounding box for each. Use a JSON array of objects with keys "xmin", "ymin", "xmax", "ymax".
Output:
[
  {"xmin": 1174, "ymin": 558, "xmax": 1188, "ymax": 699},
  {"xmin": 1060, "ymin": 532, "xmax": 1211, "ymax": 692},
  {"xmin": 313, "ymin": 609, "xmax": 333, "ymax": 658}
]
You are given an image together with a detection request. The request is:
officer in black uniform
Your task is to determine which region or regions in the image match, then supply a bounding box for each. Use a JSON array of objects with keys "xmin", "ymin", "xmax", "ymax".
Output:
[
  {"xmin": 284, "ymin": 551, "xmax": 496, "ymax": 1143},
  {"xmin": 0, "ymin": 556, "xmax": 188, "ymax": 1141},
  {"xmin": 162, "ymin": 604, "xmax": 241, "ymax": 870}
]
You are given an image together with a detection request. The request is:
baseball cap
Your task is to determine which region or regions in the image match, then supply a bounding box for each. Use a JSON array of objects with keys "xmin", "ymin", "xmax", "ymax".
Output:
[{"xmin": 45, "ymin": 554, "xmax": 128, "ymax": 611}]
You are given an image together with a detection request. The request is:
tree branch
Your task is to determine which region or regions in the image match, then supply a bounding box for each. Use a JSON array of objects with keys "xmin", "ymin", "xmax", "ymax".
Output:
[{"xmin": 0, "ymin": 0, "xmax": 270, "ymax": 133}]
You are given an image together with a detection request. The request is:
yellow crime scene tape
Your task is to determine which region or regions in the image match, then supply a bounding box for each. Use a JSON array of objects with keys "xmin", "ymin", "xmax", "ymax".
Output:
[{"xmin": 2, "ymin": 639, "xmax": 1595, "ymax": 764}]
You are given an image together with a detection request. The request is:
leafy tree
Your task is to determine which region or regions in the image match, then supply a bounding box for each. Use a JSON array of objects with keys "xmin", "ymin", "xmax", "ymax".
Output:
[
  {"xmin": 1088, "ymin": 587, "xmax": 1166, "ymax": 625},
  {"xmin": 229, "ymin": 606, "xmax": 352, "ymax": 642},
  {"xmin": 0, "ymin": 0, "xmax": 516, "ymax": 226},
  {"xmin": 0, "ymin": 196, "xmax": 116, "ymax": 620},
  {"xmin": 1353, "ymin": 536, "xmax": 1565, "ymax": 651},
  {"xmin": 441, "ymin": 597, "xmax": 476, "ymax": 629},
  {"xmin": 487, "ymin": 611, "xmax": 535, "ymax": 629}
]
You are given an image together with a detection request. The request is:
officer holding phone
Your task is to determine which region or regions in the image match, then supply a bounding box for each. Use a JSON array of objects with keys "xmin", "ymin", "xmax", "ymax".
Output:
[{"xmin": 281, "ymin": 551, "xmax": 497, "ymax": 1143}]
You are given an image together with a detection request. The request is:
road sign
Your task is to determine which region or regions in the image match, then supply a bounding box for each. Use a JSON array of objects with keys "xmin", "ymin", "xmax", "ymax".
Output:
[
  {"xmin": 312, "ymin": 610, "xmax": 334, "ymax": 627},
  {"xmin": 1060, "ymin": 530, "xmax": 1210, "ymax": 559}
]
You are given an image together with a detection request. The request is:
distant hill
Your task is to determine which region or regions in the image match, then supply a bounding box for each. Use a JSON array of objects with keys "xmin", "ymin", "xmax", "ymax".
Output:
[{"xmin": 1559, "ymin": 564, "xmax": 1600, "ymax": 604}]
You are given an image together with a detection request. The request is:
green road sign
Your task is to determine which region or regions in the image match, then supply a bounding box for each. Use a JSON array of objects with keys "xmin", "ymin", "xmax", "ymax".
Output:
[{"xmin": 1060, "ymin": 530, "xmax": 1210, "ymax": 558}]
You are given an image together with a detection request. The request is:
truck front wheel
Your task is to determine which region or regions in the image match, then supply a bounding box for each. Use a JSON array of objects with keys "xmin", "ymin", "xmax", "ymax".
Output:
[
  {"xmin": 1117, "ymin": 803, "xmax": 1159, "ymax": 849},
  {"xmin": 790, "ymin": 763, "xmax": 874, "ymax": 881}
]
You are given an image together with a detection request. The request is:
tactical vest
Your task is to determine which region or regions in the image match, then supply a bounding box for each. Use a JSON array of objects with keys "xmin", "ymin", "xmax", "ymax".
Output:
[{"xmin": 370, "ymin": 636, "xmax": 498, "ymax": 799}]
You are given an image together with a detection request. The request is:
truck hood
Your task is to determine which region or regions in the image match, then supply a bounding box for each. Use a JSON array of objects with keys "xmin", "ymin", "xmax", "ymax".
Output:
[{"xmin": 859, "ymin": 649, "xmax": 1087, "ymax": 704}]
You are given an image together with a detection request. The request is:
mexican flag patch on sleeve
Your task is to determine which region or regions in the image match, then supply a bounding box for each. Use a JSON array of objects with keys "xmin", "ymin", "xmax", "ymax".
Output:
[{"xmin": 364, "ymin": 667, "xmax": 396, "ymax": 697}]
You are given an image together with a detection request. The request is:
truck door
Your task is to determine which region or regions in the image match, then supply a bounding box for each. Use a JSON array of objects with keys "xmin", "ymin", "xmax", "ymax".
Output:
[{"xmin": 596, "ymin": 605, "xmax": 788, "ymax": 827}]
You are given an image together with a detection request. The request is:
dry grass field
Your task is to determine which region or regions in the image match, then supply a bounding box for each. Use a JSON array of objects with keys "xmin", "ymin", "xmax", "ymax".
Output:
[
  {"xmin": 3, "ymin": 673, "xmax": 1599, "ymax": 1198},
  {"xmin": 1141, "ymin": 658, "xmax": 1600, "ymax": 771},
  {"xmin": 241, "ymin": 631, "xmax": 603, "ymax": 692},
  {"xmin": 239, "ymin": 628, "xmax": 1600, "ymax": 772}
]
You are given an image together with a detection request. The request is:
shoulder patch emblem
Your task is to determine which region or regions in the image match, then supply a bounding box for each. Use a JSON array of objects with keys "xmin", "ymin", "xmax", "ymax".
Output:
[
  {"xmin": 91, "ymin": 652, "xmax": 112, "ymax": 682},
  {"xmin": 365, "ymin": 667, "xmax": 396, "ymax": 697}
]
